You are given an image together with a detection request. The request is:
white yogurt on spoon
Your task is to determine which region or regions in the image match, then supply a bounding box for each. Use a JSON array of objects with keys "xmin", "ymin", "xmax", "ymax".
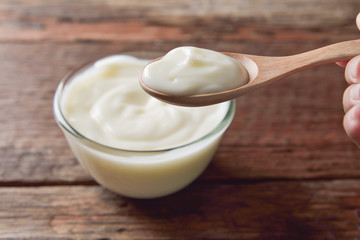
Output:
[{"xmin": 141, "ymin": 46, "xmax": 249, "ymax": 96}]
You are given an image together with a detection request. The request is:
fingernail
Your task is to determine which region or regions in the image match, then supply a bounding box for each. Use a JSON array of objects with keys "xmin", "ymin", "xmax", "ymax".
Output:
[
  {"xmin": 350, "ymin": 84, "xmax": 360, "ymax": 100},
  {"xmin": 346, "ymin": 56, "xmax": 360, "ymax": 83}
]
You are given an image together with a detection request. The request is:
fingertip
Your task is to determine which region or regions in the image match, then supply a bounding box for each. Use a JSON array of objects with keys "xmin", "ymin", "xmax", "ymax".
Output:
[
  {"xmin": 345, "ymin": 56, "xmax": 360, "ymax": 84},
  {"xmin": 357, "ymin": 12, "xmax": 360, "ymax": 30},
  {"xmin": 344, "ymin": 105, "xmax": 360, "ymax": 147},
  {"xmin": 343, "ymin": 85, "xmax": 353, "ymax": 112}
]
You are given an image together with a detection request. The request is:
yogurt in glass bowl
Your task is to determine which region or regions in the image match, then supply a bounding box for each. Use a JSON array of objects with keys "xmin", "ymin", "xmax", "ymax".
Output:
[{"xmin": 53, "ymin": 52, "xmax": 235, "ymax": 199}]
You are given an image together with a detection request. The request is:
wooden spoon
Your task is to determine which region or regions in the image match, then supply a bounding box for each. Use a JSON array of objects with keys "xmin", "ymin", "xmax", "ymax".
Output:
[{"xmin": 140, "ymin": 39, "xmax": 360, "ymax": 107}]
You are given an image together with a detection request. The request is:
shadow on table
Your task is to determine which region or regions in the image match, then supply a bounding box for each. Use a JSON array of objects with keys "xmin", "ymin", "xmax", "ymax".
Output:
[{"xmin": 121, "ymin": 177, "xmax": 348, "ymax": 240}]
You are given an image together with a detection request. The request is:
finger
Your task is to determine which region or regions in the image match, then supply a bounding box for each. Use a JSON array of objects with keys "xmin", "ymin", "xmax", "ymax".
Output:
[
  {"xmin": 344, "ymin": 104, "xmax": 360, "ymax": 147},
  {"xmin": 343, "ymin": 83, "xmax": 360, "ymax": 112},
  {"xmin": 357, "ymin": 12, "xmax": 360, "ymax": 30},
  {"xmin": 345, "ymin": 56, "xmax": 360, "ymax": 84}
]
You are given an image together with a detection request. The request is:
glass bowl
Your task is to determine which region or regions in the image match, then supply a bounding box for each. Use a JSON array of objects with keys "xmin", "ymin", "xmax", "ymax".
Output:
[{"xmin": 53, "ymin": 52, "xmax": 236, "ymax": 199}]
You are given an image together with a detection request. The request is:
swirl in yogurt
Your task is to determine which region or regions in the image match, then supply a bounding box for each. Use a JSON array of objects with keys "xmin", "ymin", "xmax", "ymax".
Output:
[{"xmin": 61, "ymin": 55, "xmax": 229, "ymax": 151}]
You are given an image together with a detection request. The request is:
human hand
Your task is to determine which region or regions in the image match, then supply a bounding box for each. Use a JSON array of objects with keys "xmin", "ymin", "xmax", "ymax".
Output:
[{"xmin": 342, "ymin": 13, "xmax": 360, "ymax": 146}]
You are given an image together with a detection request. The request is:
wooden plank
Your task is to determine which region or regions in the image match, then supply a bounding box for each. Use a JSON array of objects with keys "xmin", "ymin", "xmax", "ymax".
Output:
[
  {"xmin": 1, "ymin": 1, "xmax": 360, "ymax": 239},
  {"xmin": 1, "ymin": 41, "xmax": 359, "ymax": 183},
  {"xmin": 1, "ymin": 0, "xmax": 360, "ymax": 183},
  {"xmin": 1, "ymin": 180, "xmax": 360, "ymax": 239},
  {"xmin": 0, "ymin": 0, "xmax": 358, "ymax": 43}
]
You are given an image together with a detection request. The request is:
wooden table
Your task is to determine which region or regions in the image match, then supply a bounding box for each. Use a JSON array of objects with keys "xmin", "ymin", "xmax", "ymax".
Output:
[{"xmin": 1, "ymin": 0, "xmax": 360, "ymax": 239}]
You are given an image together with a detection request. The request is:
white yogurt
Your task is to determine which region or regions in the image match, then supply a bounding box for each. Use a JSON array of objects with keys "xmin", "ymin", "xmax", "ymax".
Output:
[
  {"xmin": 142, "ymin": 46, "xmax": 249, "ymax": 96},
  {"xmin": 54, "ymin": 54, "xmax": 235, "ymax": 198},
  {"xmin": 61, "ymin": 55, "xmax": 228, "ymax": 151}
]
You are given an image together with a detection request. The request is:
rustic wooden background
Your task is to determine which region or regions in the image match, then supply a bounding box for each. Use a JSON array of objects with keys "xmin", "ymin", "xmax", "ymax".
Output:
[{"xmin": 1, "ymin": 0, "xmax": 360, "ymax": 239}]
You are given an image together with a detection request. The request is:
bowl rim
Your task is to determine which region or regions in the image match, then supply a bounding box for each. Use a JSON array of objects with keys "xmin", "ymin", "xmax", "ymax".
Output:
[{"xmin": 53, "ymin": 53, "xmax": 236, "ymax": 154}]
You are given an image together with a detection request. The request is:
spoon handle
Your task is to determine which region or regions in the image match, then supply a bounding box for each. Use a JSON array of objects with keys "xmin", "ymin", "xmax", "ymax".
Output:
[
  {"xmin": 252, "ymin": 39, "xmax": 360, "ymax": 85},
  {"xmin": 287, "ymin": 39, "xmax": 360, "ymax": 70}
]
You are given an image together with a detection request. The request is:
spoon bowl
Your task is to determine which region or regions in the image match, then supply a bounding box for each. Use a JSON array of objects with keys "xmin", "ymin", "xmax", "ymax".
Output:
[{"xmin": 140, "ymin": 39, "xmax": 360, "ymax": 106}]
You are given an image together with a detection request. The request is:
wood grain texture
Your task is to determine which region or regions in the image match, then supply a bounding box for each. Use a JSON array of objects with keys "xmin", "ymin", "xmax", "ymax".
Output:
[
  {"xmin": 1, "ymin": 42, "xmax": 360, "ymax": 183},
  {"xmin": 1, "ymin": 0, "xmax": 360, "ymax": 239},
  {"xmin": 1, "ymin": 181, "xmax": 360, "ymax": 240},
  {"xmin": 0, "ymin": 0, "xmax": 359, "ymax": 44}
]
